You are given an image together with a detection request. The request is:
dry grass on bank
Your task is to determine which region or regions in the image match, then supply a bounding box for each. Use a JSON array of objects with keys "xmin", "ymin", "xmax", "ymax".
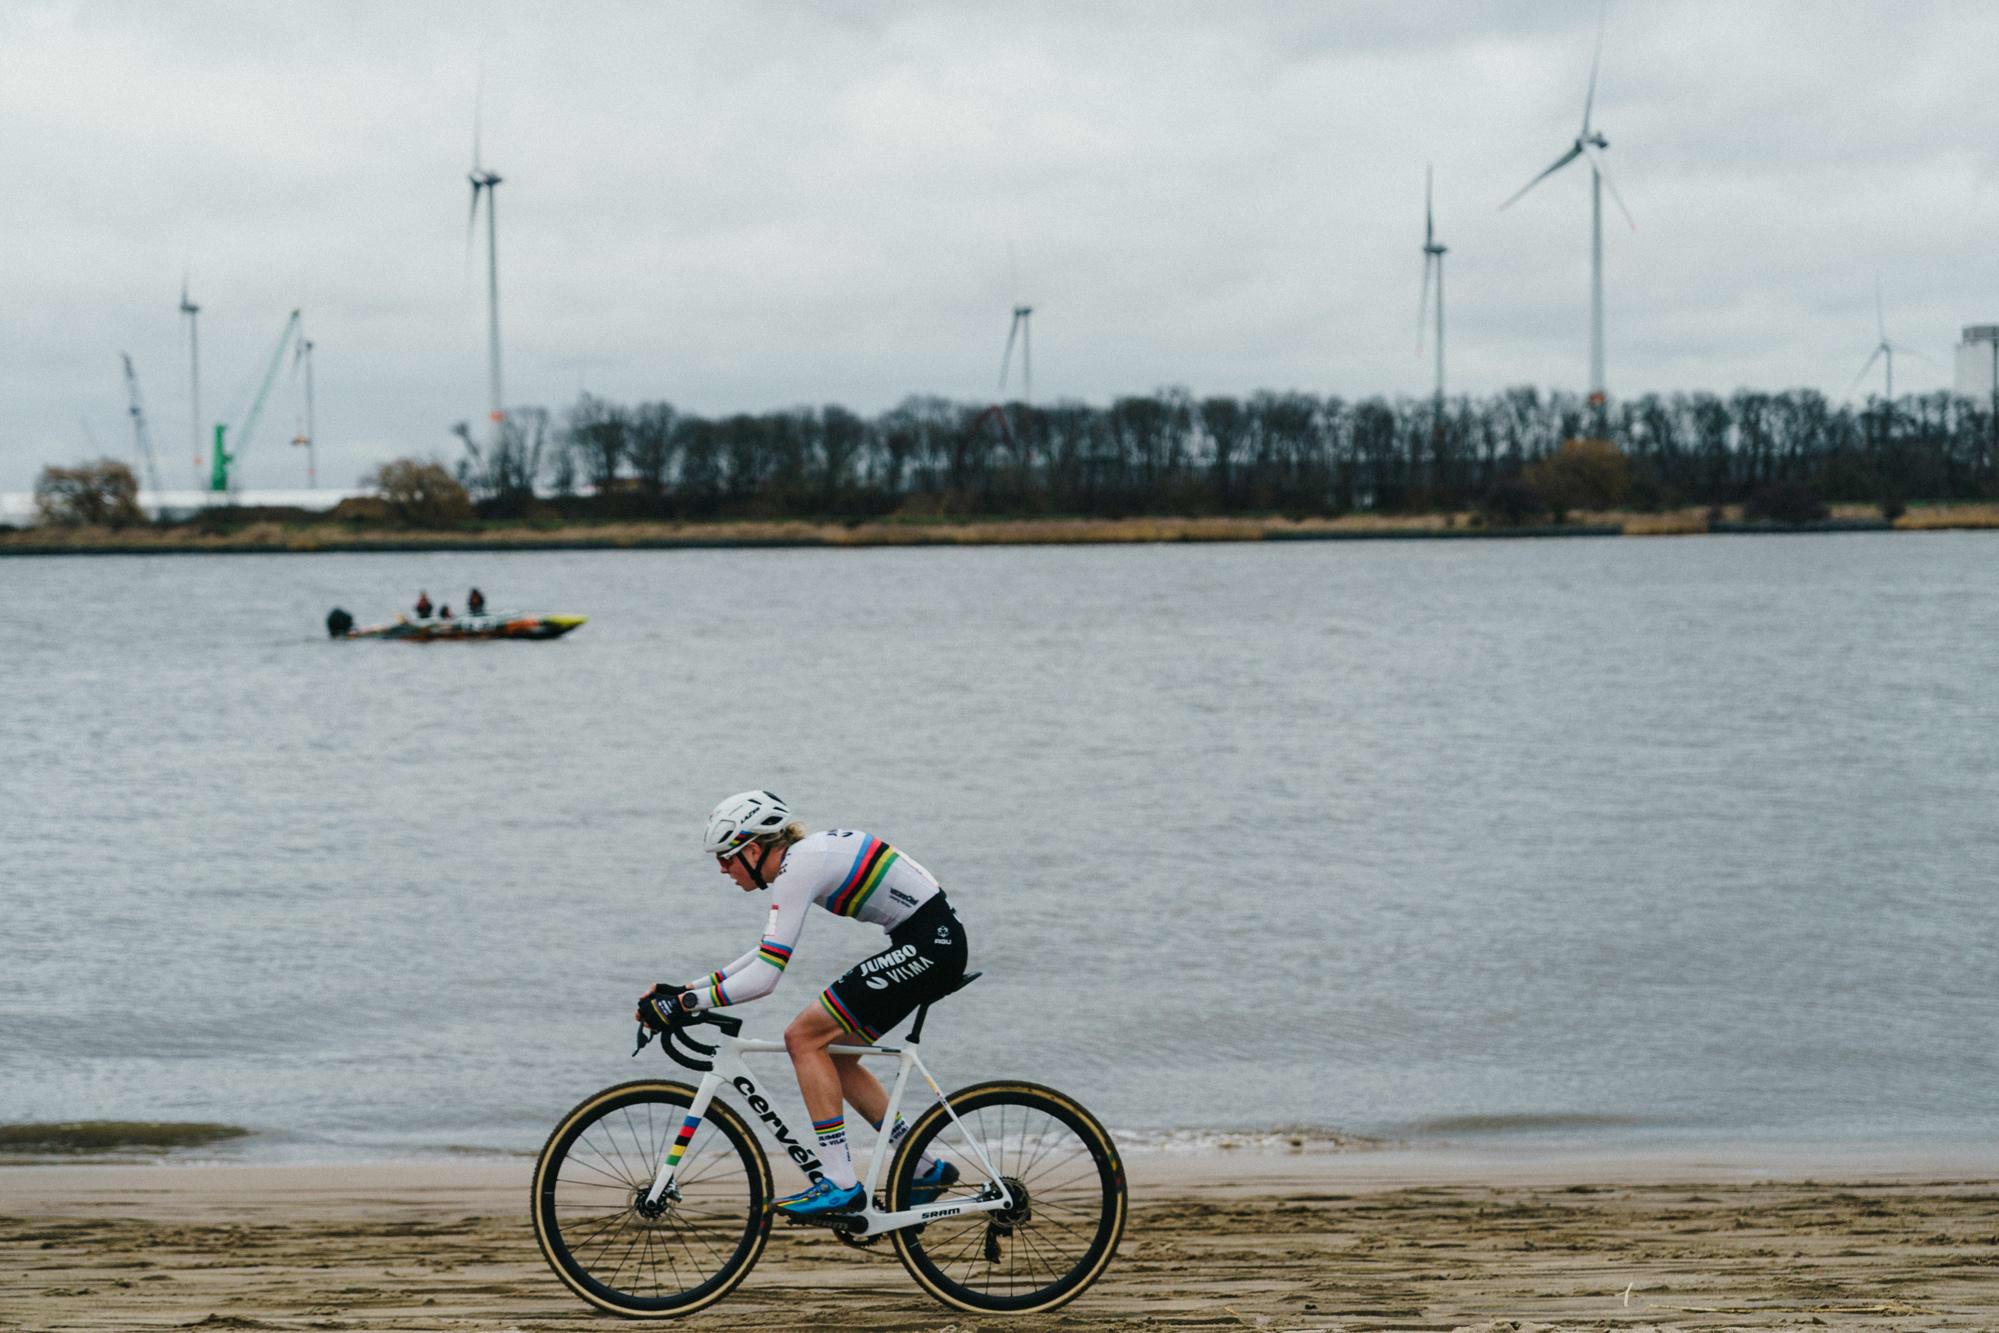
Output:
[
  {"xmin": 5, "ymin": 503, "xmax": 1999, "ymax": 552},
  {"xmin": 1896, "ymin": 502, "xmax": 1999, "ymax": 530}
]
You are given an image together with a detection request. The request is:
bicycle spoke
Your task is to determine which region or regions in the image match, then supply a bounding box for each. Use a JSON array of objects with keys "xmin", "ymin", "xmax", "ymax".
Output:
[{"xmin": 535, "ymin": 1086, "xmax": 770, "ymax": 1316}]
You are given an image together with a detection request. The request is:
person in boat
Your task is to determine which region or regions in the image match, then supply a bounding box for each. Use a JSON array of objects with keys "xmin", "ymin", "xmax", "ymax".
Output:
[
  {"xmin": 636, "ymin": 792, "xmax": 968, "ymax": 1219},
  {"xmin": 467, "ymin": 587, "xmax": 486, "ymax": 615},
  {"xmin": 439, "ymin": 604, "xmax": 454, "ymax": 620},
  {"xmin": 414, "ymin": 591, "xmax": 433, "ymax": 619}
]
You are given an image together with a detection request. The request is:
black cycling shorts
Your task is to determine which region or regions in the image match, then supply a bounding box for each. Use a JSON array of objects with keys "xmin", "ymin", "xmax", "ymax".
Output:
[{"xmin": 820, "ymin": 896, "xmax": 968, "ymax": 1043}]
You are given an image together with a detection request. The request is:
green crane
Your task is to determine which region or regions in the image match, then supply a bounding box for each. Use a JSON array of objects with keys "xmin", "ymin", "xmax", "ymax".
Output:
[{"xmin": 210, "ymin": 308, "xmax": 302, "ymax": 493}]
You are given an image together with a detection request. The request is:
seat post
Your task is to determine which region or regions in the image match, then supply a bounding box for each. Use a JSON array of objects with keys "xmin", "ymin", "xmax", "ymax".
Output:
[{"xmin": 907, "ymin": 1002, "xmax": 933, "ymax": 1044}]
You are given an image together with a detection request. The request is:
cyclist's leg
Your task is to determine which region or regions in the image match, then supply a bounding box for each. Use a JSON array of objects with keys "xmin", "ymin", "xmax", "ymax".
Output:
[
  {"xmin": 783, "ymin": 1003, "xmax": 861, "ymax": 1191},
  {"xmin": 831, "ymin": 1057, "xmax": 940, "ymax": 1174},
  {"xmin": 834, "ymin": 1053, "xmax": 889, "ymax": 1126},
  {"xmin": 816, "ymin": 910, "xmax": 968, "ymax": 1180}
]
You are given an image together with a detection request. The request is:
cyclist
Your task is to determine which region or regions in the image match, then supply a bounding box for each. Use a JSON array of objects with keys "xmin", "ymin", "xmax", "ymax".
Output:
[{"xmin": 636, "ymin": 791, "xmax": 968, "ymax": 1219}]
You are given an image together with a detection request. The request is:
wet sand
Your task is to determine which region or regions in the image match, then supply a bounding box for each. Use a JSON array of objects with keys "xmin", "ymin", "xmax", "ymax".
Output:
[{"xmin": 3, "ymin": 1152, "xmax": 1997, "ymax": 1330}]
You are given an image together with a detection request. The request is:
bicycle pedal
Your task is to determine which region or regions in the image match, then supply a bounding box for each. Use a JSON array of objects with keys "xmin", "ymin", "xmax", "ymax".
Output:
[{"xmin": 780, "ymin": 1208, "xmax": 863, "ymax": 1229}]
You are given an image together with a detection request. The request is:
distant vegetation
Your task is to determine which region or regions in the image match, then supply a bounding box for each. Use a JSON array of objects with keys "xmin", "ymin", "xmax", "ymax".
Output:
[
  {"xmin": 364, "ymin": 458, "xmax": 474, "ymax": 527},
  {"xmin": 22, "ymin": 385, "xmax": 1998, "ymax": 535},
  {"xmin": 437, "ymin": 386, "xmax": 1998, "ymax": 524},
  {"xmin": 33, "ymin": 458, "xmax": 143, "ymax": 527}
]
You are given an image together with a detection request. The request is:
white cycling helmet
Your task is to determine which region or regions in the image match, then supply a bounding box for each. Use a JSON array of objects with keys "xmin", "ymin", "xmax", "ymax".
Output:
[{"xmin": 703, "ymin": 790, "xmax": 794, "ymax": 860}]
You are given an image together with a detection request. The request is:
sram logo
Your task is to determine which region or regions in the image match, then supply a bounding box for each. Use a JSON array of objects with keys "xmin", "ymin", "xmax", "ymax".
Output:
[{"xmin": 731, "ymin": 1075, "xmax": 825, "ymax": 1183}]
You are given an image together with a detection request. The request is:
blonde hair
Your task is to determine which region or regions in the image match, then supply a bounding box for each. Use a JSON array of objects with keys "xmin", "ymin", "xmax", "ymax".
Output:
[{"xmin": 756, "ymin": 820, "xmax": 808, "ymax": 849}]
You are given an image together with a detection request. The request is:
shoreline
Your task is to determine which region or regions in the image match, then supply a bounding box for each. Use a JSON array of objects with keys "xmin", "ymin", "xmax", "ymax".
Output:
[
  {"xmin": 3, "ymin": 503, "xmax": 1996, "ymax": 555},
  {"xmin": 5, "ymin": 1152, "xmax": 1996, "ymax": 1329}
]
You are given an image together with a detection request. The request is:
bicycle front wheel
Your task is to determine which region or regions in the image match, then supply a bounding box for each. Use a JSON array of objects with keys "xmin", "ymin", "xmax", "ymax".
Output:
[
  {"xmin": 531, "ymin": 1079, "xmax": 771, "ymax": 1318},
  {"xmin": 887, "ymin": 1080, "xmax": 1126, "ymax": 1314}
]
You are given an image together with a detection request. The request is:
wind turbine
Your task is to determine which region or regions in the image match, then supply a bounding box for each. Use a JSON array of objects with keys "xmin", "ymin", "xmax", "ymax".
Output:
[
  {"xmin": 1501, "ymin": 1, "xmax": 1635, "ymax": 430},
  {"xmin": 1851, "ymin": 278, "xmax": 1928, "ymax": 402},
  {"xmin": 179, "ymin": 276, "xmax": 203, "ymax": 485},
  {"xmin": 467, "ymin": 86, "xmax": 506, "ymax": 450},
  {"xmin": 291, "ymin": 334, "xmax": 317, "ymax": 488},
  {"xmin": 1418, "ymin": 165, "xmax": 1448, "ymax": 407},
  {"xmin": 998, "ymin": 304, "xmax": 1033, "ymax": 405}
]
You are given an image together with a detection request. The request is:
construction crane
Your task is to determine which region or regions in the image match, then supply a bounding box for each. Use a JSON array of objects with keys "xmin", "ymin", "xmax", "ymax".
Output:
[
  {"xmin": 120, "ymin": 353, "xmax": 165, "ymax": 496},
  {"xmin": 210, "ymin": 308, "xmax": 301, "ymax": 493}
]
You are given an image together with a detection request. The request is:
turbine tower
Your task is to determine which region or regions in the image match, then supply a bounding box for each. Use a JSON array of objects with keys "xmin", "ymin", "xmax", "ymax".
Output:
[
  {"xmin": 1418, "ymin": 165, "xmax": 1448, "ymax": 407},
  {"xmin": 1500, "ymin": 1, "xmax": 1635, "ymax": 432},
  {"xmin": 291, "ymin": 335, "xmax": 318, "ymax": 487},
  {"xmin": 999, "ymin": 304, "xmax": 1033, "ymax": 405},
  {"xmin": 179, "ymin": 277, "xmax": 203, "ymax": 485},
  {"xmin": 467, "ymin": 89, "xmax": 506, "ymax": 450}
]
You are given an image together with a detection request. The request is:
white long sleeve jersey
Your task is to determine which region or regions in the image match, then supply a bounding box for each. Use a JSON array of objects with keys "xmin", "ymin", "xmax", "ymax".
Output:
[{"xmin": 680, "ymin": 830, "xmax": 942, "ymax": 1011}]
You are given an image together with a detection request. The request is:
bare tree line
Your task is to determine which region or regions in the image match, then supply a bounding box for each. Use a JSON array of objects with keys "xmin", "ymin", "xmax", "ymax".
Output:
[{"xmin": 453, "ymin": 386, "xmax": 1999, "ymax": 520}]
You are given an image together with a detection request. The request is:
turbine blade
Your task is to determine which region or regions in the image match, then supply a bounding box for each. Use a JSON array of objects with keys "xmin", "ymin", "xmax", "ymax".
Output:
[
  {"xmin": 472, "ymin": 69, "xmax": 485, "ymax": 171},
  {"xmin": 1875, "ymin": 276, "xmax": 1886, "ymax": 342},
  {"xmin": 1850, "ymin": 346, "xmax": 1884, "ymax": 391},
  {"xmin": 998, "ymin": 313, "xmax": 1021, "ymax": 395},
  {"xmin": 1500, "ymin": 144, "xmax": 1582, "ymax": 211},
  {"xmin": 1893, "ymin": 343, "xmax": 1944, "ymax": 370},
  {"xmin": 1425, "ymin": 164, "xmax": 1435, "ymax": 246},
  {"xmin": 1583, "ymin": 144, "xmax": 1637, "ymax": 230},
  {"xmin": 467, "ymin": 180, "xmax": 482, "ymax": 253},
  {"xmin": 1582, "ymin": 0, "xmax": 1608, "ymax": 133}
]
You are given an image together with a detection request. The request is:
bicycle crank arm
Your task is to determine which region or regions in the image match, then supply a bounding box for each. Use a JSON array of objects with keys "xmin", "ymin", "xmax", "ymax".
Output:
[{"xmin": 843, "ymin": 1193, "xmax": 1012, "ymax": 1238}]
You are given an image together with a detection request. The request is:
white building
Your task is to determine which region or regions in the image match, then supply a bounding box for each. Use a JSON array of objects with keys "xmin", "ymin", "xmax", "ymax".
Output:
[{"xmin": 1953, "ymin": 325, "xmax": 1999, "ymax": 401}]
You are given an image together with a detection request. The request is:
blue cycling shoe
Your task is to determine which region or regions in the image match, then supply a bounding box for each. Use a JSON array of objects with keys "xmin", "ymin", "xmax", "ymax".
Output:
[
  {"xmin": 774, "ymin": 1178, "xmax": 865, "ymax": 1218},
  {"xmin": 908, "ymin": 1158, "xmax": 959, "ymax": 1205}
]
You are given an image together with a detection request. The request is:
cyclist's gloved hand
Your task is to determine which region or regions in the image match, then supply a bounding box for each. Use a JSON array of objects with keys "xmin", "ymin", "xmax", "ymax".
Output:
[{"xmin": 636, "ymin": 983, "xmax": 690, "ymax": 1032}]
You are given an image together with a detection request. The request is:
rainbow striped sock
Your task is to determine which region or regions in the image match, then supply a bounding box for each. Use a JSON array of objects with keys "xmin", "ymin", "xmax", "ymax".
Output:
[{"xmin": 812, "ymin": 1114, "xmax": 857, "ymax": 1188}]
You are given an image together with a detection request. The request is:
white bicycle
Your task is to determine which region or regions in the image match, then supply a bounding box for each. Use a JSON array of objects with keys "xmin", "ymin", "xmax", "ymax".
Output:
[{"xmin": 531, "ymin": 974, "xmax": 1127, "ymax": 1318}]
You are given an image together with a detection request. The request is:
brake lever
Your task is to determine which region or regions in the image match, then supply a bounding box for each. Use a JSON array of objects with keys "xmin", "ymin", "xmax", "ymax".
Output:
[{"xmin": 633, "ymin": 1024, "xmax": 656, "ymax": 1057}]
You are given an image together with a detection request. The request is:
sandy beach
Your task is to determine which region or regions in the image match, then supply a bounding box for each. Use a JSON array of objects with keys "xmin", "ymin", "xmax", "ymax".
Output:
[{"xmin": 4, "ymin": 1150, "xmax": 1996, "ymax": 1331}]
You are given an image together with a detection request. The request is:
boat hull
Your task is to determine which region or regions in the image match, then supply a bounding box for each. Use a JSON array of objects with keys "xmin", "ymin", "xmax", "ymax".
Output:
[{"xmin": 336, "ymin": 612, "xmax": 586, "ymax": 642}]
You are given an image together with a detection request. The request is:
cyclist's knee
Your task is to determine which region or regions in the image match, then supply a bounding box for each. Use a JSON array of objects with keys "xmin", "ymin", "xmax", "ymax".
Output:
[{"xmin": 784, "ymin": 1008, "xmax": 838, "ymax": 1056}]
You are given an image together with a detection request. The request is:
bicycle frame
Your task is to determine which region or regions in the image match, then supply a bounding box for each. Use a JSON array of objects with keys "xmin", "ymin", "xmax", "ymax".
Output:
[{"xmin": 642, "ymin": 1029, "xmax": 1015, "ymax": 1238}]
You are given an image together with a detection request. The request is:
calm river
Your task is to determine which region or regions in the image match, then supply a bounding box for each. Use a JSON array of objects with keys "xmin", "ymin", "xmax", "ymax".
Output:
[{"xmin": 2, "ymin": 533, "xmax": 1995, "ymax": 1161}]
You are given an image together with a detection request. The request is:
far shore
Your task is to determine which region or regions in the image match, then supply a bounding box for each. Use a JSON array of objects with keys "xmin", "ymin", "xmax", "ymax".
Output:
[
  {"xmin": 5, "ymin": 1149, "xmax": 1997, "ymax": 1329},
  {"xmin": 3, "ymin": 502, "xmax": 1996, "ymax": 556}
]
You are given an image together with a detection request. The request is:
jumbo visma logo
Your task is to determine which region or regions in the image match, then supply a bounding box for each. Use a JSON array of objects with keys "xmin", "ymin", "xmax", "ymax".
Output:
[{"xmin": 865, "ymin": 954, "xmax": 936, "ymax": 989}]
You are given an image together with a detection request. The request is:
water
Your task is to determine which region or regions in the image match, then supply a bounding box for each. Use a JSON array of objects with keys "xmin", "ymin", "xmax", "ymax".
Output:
[{"xmin": 2, "ymin": 534, "xmax": 1996, "ymax": 1162}]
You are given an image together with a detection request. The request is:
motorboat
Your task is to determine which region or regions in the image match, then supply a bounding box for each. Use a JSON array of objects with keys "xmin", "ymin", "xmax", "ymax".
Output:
[{"xmin": 325, "ymin": 608, "xmax": 586, "ymax": 641}]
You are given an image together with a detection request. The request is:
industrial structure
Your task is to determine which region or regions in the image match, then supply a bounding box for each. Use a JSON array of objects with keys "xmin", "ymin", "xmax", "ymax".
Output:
[
  {"xmin": 1953, "ymin": 325, "xmax": 1999, "ymax": 404},
  {"xmin": 208, "ymin": 308, "xmax": 302, "ymax": 493}
]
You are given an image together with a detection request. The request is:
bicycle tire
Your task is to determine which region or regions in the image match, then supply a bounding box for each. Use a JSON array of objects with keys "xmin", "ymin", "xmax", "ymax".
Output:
[
  {"xmin": 532, "ymin": 1079, "xmax": 772, "ymax": 1317},
  {"xmin": 886, "ymin": 1079, "xmax": 1126, "ymax": 1314}
]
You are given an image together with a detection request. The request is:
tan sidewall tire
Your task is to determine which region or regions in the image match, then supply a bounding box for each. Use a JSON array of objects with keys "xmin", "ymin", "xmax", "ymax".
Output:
[
  {"xmin": 888, "ymin": 1080, "xmax": 1127, "ymax": 1315},
  {"xmin": 531, "ymin": 1079, "xmax": 774, "ymax": 1318}
]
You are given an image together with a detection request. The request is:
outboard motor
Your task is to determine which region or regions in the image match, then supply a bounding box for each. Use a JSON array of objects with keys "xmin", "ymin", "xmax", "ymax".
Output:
[{"xmin": 326, "ymin": 607, "xmax": 354, "ymax": 638}]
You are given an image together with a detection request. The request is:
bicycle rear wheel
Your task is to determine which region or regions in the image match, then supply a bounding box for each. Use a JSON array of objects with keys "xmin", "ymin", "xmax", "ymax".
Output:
[
  {"xmin": 532, "ymin": 1079, "xmax": 771, "ymax": 1317},
  {"xmin": 887, "ymin": 1080, "xmax": 1126, "ymax": 1314}
]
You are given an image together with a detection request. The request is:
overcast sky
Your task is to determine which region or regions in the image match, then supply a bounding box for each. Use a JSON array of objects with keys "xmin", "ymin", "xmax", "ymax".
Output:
[{"xmin": 7, "ymin": 0, "xmax": 1999, "ymax": 494}]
